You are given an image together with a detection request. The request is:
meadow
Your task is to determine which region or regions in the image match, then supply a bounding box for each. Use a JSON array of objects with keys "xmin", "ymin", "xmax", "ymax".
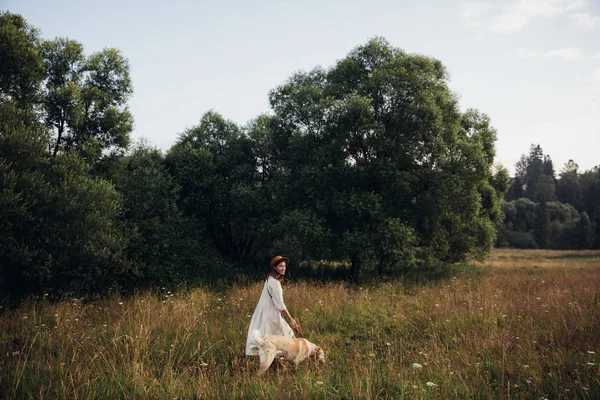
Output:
[{"xmin": 1, "ymin": 249, "xmax": 599, "ymax": 399}]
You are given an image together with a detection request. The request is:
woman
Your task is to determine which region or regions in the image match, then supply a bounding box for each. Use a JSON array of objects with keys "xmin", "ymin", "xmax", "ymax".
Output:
[{"xmin": 245, "ymin": 255, "xmax": 300, "ymax": 356}]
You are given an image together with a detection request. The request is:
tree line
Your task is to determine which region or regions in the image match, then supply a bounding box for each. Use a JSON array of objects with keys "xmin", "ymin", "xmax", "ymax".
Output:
[
  {"xmin": 3, "ymin": 11, "xmax": 507, "ymax": 300},
  {"xmin": 498, "ymin": 144, "xmax": 600, "ymax": 249}
]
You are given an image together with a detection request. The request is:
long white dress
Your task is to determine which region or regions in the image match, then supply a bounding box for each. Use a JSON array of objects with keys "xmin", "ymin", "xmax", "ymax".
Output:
[{"xmin": 245, "ymin": 276, "xmax": 295, "ymax": 355}]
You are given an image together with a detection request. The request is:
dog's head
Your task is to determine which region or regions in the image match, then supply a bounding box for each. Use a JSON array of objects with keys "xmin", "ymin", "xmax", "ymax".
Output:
[{"xmin": 311, "ymin": 346, "xmax": 326, "ymax": 363}]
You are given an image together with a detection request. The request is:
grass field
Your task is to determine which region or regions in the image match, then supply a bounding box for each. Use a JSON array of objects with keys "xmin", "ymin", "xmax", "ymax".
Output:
[{"xmin": 1, "ymin": 249, "xmax": 599, "ymax": 399}]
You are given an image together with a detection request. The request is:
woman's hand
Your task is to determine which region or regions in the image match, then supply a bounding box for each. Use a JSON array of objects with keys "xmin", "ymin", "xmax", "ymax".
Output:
[{"xmin": 290, "ymin": 318, "xmax": 300, "ymax": 331}]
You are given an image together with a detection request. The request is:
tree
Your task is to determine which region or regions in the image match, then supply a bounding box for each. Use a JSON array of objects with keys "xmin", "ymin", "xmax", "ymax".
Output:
[
  {"xmin": 0, "ymin": 12, "xmax": 44, "ymax": 130},
  {"xmin": 100, "ymin": 142, "xmax": 209, "ymax": 284},
  {"xmin": 573, "ymin": 212, "xmax": 594, "ymax": 250},
  {"xmin": 167, "ymin": 111, "xmax": 274, "ymax": 266},
  {"xmin": 556, "ymin": 160, "xmax": 582, "ymax": 210},
  {"xmin": 542, "ymin": 154, "xmax": 555, "ymax": 183},
  {"xmin": 268, "ymin": 38, "xmax": 504, "ymax": 281},
  {"xmin": 0, "ymin": 124, "xmax": 129, "ymax": 298},
  {"xmin": 580, "ymin": 167, "xmax": 599, "ymax": 217},
  {"xmin": 536, "ymin": 174, "xmax": 556, "ymax": 202},
  {"xmin": 510, "ymin": 144, "xmax": 557, "ymax": 202},
  {"xmin": 505, "ymin": 176, "xmax": 524, "ymax": 201},
  {"xmin": 534, "ymin": 200, "xmax": 550, "ymax": 248},
  {"xmin": 524, "ymin": 144, "xmax": 544, "ymax": 201},
  {"xmin": 41, "ymin": 38, "xmax": 133, "ymax": 159},
  {"xmin": 41, "ymin": 38, "xmax": 85, "ymax": 156},
  {"xmin": 0, "ymin": 12, "xmax": 44, "ymax": 108}
]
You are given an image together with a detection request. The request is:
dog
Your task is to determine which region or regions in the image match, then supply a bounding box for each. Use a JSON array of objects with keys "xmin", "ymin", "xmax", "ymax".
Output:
[{"xmin": 252, "ymin": 329, "xmax": 325, "ymax": 375}]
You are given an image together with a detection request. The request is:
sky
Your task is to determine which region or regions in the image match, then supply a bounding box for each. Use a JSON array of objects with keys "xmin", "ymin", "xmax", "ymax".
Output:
[{"xmin": 4, "ymin": 0, "xmax": 600, "ymax": 175}]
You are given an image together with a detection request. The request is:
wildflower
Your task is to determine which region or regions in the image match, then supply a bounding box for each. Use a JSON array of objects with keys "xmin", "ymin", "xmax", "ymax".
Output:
[
  {"xmin": 118, "ymin": 302, "xmax": 123, "ymax": 305},
  {"xmin": 412, "ymin": 363, "xmax": 423, "ymax": 368},
  {"xmin": 435, "ymin": 304, "xmax": 440, "ymax": 307},
  {"xmin": 426, "ymin": 382, "xmax": 437, "ymax": 387},
  {"xmin": 386, "ymin": 342, "xmax": 391, "ymax": 346}
]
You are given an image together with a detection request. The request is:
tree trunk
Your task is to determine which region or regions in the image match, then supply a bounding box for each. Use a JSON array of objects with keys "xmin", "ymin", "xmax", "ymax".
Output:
[
  {"xmin": 350, "ymin": 254, "xmax": 363, "ymax": 284},
  {"xmin": 53, "ymin": 122, "xmax": 64, "ymax": 156}
]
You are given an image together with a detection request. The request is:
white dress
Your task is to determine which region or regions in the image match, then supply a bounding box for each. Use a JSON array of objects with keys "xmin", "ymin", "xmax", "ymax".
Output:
[{"xmin": 245, "ymin": 276, "xmax": 295, "ymax": 355}]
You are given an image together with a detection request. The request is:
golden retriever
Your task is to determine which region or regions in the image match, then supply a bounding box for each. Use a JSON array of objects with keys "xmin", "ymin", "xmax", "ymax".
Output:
[{"xmin": 252, "ymin": 329, "xmax": 325, "ymax": 375}]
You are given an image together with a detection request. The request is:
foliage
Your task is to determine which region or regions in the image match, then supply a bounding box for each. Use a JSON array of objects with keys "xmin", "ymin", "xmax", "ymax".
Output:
[
  {"xmin": 100, "ymin": 142, "xmax": 212, "ymax": 285},
  {"xmin": 0, "ymin": 11, "xmax": 44, "ymax": 108},
  {"xmin": 0, "ymin": 124, "xmax": 129, "ymax": 299},
  {"xmin": 42, "ymin": 38, "xmax": 133, "ymax": 159},
  {"xmin": 167, "ymin": 111, "xmax": 274, "ymax": 266},
  {"xmin": 267, "ymin": 38, "xmax": 503, "ymax": 280},
  {"xmin": 503, "ymin": 143, "xmax": 600, "ymax": 250}
]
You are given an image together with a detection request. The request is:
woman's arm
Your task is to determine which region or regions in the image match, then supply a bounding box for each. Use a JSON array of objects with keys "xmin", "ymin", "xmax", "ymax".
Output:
[
  {"xmin": 281, "ymin": 308, "xmax": 299, "ymax": 331},
  {"xmin": 269, "ymin": 277, "xmax": 300, "ymax": 331}
]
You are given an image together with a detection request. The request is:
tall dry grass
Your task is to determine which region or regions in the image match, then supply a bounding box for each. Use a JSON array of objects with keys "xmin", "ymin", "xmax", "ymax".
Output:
[{"xmin": 1, "ymin": 249, "xmax": 599, "ymax": 399}]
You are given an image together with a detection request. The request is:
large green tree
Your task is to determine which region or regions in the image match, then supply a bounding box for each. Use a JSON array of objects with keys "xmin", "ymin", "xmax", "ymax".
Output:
[
  {"xmin": 268, "ymin": 38, "xmax": 506, "ymax": 281},
  {"xmin": 42, "ymin": 38, "xmax": 133, "ymax": 159}
]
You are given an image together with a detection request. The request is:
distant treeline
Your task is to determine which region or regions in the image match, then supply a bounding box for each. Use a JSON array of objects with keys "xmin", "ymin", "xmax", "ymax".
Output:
[
  {"xmin": 497, "ymin": 144, "xmax": 600, "ymax": 250},
  {"xmin": 1, "ymin": 11, "xmax": 522, "ymax": 300}
]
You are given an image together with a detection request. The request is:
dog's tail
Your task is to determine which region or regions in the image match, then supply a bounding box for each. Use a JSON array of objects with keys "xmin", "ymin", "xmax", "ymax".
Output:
[{"xmin": 252, "ymin": 329, "xmax": 266, "ymax": 347}]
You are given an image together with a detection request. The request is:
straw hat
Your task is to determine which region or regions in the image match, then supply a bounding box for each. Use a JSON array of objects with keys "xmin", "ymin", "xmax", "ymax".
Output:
[{"xmin": 270, "ymin": 255, "xmax": 289, "ymax": 268}]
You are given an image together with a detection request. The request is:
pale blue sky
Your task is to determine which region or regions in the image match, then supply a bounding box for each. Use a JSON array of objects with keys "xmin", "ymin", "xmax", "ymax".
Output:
[{"xmin": 4, "ymin": 0, "xmax": 600, "ymax": 174}]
